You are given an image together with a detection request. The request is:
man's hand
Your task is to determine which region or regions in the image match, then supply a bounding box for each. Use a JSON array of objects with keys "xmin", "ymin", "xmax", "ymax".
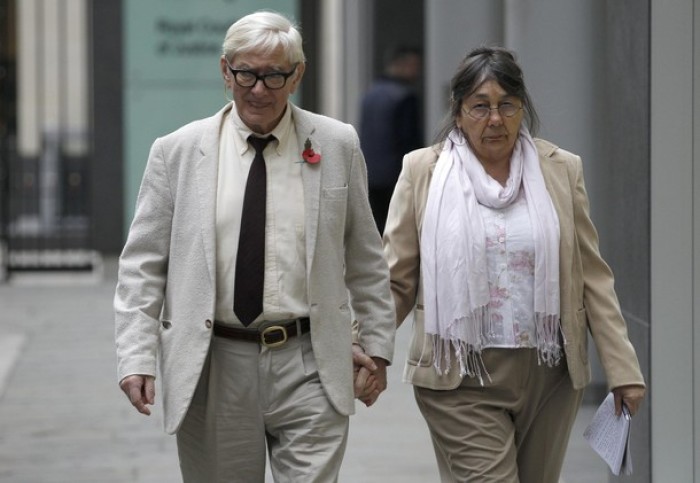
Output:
[
  {"xmin": 352, "ymin": 344, "xmax": 388, "ymax": 407},
  {"xmin": 119, "ymin": 374, "xmax": 156, "ymax": 416},
  {"xmin": 612, "ymin": 384, "xmax": 645, "ymax": 417}
]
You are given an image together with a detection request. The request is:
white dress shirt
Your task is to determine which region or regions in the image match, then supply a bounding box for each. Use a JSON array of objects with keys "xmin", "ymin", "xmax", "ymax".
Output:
[{"xmin": 214, "ymin": 102, "xmax": 308, "ymax": 326}]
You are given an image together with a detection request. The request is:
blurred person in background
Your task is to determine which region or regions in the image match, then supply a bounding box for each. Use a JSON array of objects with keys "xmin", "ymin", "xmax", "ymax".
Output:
[
  {"xmin": 114, "ymin": 10, "xmax": 394, "ymax": 482},
  {"xmin": 360, "ymin": 45, "xmax": 423, "ymax": 233},
  {"xmin": 383, "ymin": 46, "xmax": 645, "ymax": 483}
]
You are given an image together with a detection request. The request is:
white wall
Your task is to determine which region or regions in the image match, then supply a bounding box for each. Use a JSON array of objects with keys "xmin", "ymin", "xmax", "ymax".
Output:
[
  {"xmin": 319, "ymin": 0, "xmax": 344, "ymax": 120},
  {"xmin": 503, "ymin": 0, "xmax": 607, "ymax": 219},
  {"xmin": 650, "ymin": 0, "xmax": 699, "ymax": 480},
  {"xmin": 424, "ymin": 1, "xmax": 502, "ymax": 142}
]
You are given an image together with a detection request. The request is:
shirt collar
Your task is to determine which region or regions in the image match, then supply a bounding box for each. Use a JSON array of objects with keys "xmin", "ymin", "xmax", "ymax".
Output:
[{"xmin": 229, "ymin": 101, "xmax": 294, "ymax": 156}]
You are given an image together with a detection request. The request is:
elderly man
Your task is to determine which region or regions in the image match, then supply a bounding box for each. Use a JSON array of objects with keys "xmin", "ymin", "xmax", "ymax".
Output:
[{"xmin": 115, "ymin": 10, "xmax": 395, "ymax": 482}]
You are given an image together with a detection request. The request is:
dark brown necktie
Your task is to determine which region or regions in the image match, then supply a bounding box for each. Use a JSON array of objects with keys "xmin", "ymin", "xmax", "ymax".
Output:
[{"xmin": 234, "ymin": 135, "xmax": 273, "ymax": 326}]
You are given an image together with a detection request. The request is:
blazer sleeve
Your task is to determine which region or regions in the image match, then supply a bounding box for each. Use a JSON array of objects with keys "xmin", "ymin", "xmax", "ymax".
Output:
[
  {"xmin": 114, "ymin": 137, "xmax": 173, "ymax": 383},
  {"xmin": 343, "ymin": 127, "xmax": 396, "ymax": 363},
  {"xmin": 571, "ymin": 155, "xmax": 645, "ymax": 389},
  {"xmin": 383, "ymin": 151, "xmax": 423, "ymax": 327}
]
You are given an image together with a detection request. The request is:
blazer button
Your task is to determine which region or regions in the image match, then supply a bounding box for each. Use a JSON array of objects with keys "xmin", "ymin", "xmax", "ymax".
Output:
[{"xmin": 205, "ymin": 319, "xmax": 212, "ymax": 329}]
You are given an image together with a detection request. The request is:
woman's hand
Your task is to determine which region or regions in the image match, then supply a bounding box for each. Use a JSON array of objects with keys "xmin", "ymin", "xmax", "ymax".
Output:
[
  {"xmin": 612, "ymin": 384, "xmax": 645, "ymax": 417},
  {"xmin": 352, "ymin": 344, "xmax": 388, "ymax": 407}
]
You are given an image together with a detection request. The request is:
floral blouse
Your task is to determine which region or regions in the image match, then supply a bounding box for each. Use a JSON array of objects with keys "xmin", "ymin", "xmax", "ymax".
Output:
[{"xmin": 478, "ymin": 191, "xmax": 537, "ymax": 348}]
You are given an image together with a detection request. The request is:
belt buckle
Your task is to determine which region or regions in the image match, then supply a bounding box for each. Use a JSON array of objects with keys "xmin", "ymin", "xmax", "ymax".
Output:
[{"xmin": 261, "ymin": 325, "xmax": 288, "ymax": 348}]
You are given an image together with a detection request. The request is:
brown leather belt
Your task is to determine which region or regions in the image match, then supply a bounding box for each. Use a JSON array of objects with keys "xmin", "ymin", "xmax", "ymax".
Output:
[{"xmin": 213, "ymin": 317, "xmax": 310, "ymax": 348}]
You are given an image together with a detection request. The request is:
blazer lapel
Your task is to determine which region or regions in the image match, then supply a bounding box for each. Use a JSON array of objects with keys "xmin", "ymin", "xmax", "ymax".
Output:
[
  {"xmin": 292, "ymin": 106, "xmax": 321, "ymax": 278},
  {"xmin": 194, "ymin": 106, "xmax": 229, "ymax": 285},
  {"xmin": 539, "ymin": 152, "xmax": 574, "ymax": 254}
]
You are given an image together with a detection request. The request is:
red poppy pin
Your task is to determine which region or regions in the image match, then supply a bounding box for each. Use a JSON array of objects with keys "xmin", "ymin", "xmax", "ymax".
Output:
[{"xmin": 301, "ymin": 138, "xmax": 321, "ymax": 164}]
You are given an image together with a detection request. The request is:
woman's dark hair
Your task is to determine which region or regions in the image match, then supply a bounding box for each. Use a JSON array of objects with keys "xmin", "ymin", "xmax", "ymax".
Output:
[{"xmin": 434, "ymin": 46, "xmax": 540, "ymax": 145}]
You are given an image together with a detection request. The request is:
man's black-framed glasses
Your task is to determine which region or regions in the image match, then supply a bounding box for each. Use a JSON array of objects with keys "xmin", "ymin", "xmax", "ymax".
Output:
[{"xmin": 226, "ymin": 60, "xmax": 298, "ymax": 90}]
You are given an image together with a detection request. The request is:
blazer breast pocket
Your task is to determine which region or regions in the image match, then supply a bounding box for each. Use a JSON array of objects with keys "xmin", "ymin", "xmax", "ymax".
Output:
[
  {"xmin": 322, "ymin": 185, "xmax": 348, "ymax": 202},
  {"xmin": 320, "ymin": 186, "xmax": 348, "ymax": 237}
]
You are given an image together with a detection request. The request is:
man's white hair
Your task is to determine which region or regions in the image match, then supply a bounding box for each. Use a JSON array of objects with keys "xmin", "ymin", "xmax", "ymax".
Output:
[{"xmin": 222, "ymin": 10, "xmax": 305, "ymax": 64}]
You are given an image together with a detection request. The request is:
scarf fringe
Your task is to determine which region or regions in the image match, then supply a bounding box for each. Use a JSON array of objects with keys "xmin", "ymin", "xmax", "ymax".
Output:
[
  {"xmin": 429, "ymin": 307, "xmax": 493, "ymax": 385},
  {"xmin": 430, "ymin": 336, "xmax": 491, "ymax": 385},
  {"xmin": 535, "ymin": 313, "xmax": 563, "ymax": 367},
  {"xmin": 427, "ymin": 311, "xmax": 562, "ymax": 384}
]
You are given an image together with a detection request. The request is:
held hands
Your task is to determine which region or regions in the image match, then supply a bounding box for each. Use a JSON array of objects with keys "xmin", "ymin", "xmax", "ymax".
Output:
[
  {"xmin": 121, "ymin": 349, "xmax": 391, "ymax": 413},
  {"xmin": 119, "ymin": 374, "xmax": 156, "ymax": 416},
  {"xmin": 352, "ymin": 344, "xmax": 388, "ymax": 407},
  {"xmin": 612, "ymin": 384, "xmax": 646, "ymax": 417}
]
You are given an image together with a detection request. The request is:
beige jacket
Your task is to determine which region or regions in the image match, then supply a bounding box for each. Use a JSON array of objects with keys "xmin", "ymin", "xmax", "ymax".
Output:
[
  {"xmin": 384, "ymin": 138, "xmax": 644, "ymax": 391},
  {"xmin": 115, "ymin": 104, "xmax": 395, "ymax": 434}
]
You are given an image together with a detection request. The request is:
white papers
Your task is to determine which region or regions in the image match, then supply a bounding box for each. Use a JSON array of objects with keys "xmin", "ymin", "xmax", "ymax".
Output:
[{"xmin": 583, "ymin": 392, "xmax": 633, "ymax": 476}]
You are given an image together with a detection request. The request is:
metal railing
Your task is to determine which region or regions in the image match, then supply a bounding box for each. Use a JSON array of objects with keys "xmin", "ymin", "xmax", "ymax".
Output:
[{"xmin": 3, "ymin": 130, "xmax": 95, "ymax": 273}]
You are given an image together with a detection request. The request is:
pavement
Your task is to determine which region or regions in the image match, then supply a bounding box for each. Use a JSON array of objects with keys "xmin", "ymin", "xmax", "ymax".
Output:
[{"xmin": 0, "ymin": 257, "xmax": 609, "ymax": 482}]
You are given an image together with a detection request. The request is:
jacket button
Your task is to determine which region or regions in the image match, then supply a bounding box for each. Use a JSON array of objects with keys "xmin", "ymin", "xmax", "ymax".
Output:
[{"xmin": 205, "ymin": 320, "xmax": 212, "ymax": 329}]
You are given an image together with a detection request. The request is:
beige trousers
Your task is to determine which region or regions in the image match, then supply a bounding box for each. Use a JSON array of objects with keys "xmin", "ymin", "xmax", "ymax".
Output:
[
  {"xmin": 177, "ymin": 331, "xmax": 349, "ymax": 483},
  {"xmin": 414, "ymin": 348, "xmax": 583, "ymax": 483}
]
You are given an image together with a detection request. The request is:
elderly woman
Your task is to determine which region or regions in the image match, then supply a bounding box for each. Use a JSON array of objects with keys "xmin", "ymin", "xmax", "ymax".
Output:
[{"xmin": 383, "ymin": 46, "xmax": 645, "ymax": 483}]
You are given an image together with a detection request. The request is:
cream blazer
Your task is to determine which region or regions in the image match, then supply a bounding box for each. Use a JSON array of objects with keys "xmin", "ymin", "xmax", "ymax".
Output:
[
  {"xmin": 115, "ymin": 104, "xmax": 396, "ymax": 434},
  {"xmin": 384, "ymin": 138, "xmax": 644, "ymax": 391}
]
